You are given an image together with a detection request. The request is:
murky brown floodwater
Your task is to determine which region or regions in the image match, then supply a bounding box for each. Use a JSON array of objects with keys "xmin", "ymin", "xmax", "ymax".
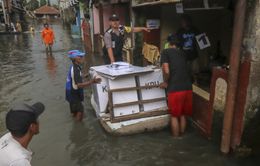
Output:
[{"xmin": 0, "ymin": 20, "xmax": 257, "ymax": 166}]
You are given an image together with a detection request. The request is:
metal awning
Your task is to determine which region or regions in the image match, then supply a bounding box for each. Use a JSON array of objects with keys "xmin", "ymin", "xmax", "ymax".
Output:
[
  {"xmin": 132, "ymin": 0, "xmax": 181, "ymax": 8},
  {"xmin": 132, "ymin": 0, "xmax": 226, "ymax": 10}
]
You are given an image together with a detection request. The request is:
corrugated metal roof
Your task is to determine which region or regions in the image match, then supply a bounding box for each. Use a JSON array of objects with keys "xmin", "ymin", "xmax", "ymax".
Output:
[{"xmin": 34, "ymin": 5, "xmax": 60, "ymax": 15}]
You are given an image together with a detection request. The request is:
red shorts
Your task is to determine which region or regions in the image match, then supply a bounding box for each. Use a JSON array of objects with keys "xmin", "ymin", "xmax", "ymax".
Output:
[{"xmin": 168, "ymin": 90, "xmax": 193, "ymax": 117}]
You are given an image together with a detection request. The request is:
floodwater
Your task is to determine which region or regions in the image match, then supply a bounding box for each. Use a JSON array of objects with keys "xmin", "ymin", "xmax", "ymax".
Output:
[{"xmin": 0, "ymin": 21, "xmax": 257, "ymax": 166}]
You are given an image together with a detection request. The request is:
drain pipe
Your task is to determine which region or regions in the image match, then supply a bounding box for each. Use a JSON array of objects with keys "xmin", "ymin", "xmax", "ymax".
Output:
[{"xmin": 221, "ymin": 0, "xmax": 247, "ymax": 154}]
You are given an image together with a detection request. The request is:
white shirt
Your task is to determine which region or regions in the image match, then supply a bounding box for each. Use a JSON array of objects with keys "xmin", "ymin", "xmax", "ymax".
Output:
[{"xmin": 0, "ymin": 133, "xmax": 32, "ymax": 166}]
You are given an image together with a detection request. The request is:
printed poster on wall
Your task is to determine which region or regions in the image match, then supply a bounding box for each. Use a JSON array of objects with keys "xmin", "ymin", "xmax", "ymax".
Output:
[
  {"xmin": 195, "ymin": 33, "xmax": 211, "ymax": 50},
  {"xmin": 176, "ymin": 3, "xmax": 184, "ymax": 14},
  {"xmin": 146, "ymin": 19, "xmax": 160, "ymax": 29}
]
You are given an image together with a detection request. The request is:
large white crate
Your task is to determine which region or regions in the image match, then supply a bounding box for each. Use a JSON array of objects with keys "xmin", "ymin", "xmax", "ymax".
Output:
[
  {"xmin": 108, "ymin": 76, "xmax": 139, "ymax": 117},
  {"xmin": 90, "ymin": 70, "xmax": 109, "ymax": 114},
  {"xmin": 113, "ymin": 105, "xmax": 139, "ymax": 117},
  {"xmin": 139, "ymin": 70, "xmax": 167, "ymax": 112}
]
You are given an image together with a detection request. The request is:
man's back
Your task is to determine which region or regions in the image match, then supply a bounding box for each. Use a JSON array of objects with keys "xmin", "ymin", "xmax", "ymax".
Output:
[
  {"xmin": 0, "ymin": 133, "xmax": 32, "ymax": 166},
  {"xmin": 160, "ymin": 48, "xmax": 192, "ymax": 92}
]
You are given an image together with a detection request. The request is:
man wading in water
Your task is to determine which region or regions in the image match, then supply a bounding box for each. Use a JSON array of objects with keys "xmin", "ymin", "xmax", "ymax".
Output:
[
  {"xmin": 160, "ymin": 34, "xmax": 193, "ymax": 138},
  {"xmin": 66, "ymin": 50, "xmax": 101, "ymax": 121},
  {"xmin": 41, "ymin": 23, "xmax": 55, "ymax": 56}
]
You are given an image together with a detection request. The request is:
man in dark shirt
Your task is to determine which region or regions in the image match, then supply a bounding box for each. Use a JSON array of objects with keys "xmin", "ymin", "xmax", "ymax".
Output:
[
  {"xmin": 160, "ymin": 34, "xmax": 193, "ymax": 138},
  {"xmin": 176, "ymin": 14, "xmax": 200, "ymax": 82},
  {"xmin": 66, "ymin": 50, "xmax": 101, "ymax": 121}
]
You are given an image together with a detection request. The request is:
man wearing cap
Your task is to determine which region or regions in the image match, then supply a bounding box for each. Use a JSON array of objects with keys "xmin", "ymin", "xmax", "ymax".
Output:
[
  {"xmin": 160, "ymin": 34, "xmax": 192, "ymax": 138},
  {"xmin": 103, "ymin": 14, "xmax": 150, "ymax": 64},
  {"xmin": 66, "ymin": 50, "xmax": 101, "ymax": 121},
  {"xmin": 41, "ymin": 23, "xmax": 55, "ymax": 56},
  {"xmin": 0, "ymin": 102, "xmax": 45, "ymax": 166}
]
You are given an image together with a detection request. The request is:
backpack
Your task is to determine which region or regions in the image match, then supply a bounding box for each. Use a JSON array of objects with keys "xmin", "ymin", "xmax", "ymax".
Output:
[{"xmin": 65, "ymin": 65, "xmax": 84, "ymax": 102}]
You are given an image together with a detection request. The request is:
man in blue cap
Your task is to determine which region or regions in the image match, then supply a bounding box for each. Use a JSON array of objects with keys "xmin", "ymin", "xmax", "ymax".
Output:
[
  {"xmin": 66, "ymin": 50, "xmax": 101, "ymax": 121},
  {"xmin": 0, "ymin": 102, "xmax": 45, "ymax": 166}
]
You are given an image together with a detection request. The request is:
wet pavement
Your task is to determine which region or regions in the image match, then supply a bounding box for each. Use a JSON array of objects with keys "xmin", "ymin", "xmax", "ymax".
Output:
[{"xmin": 0, "ymin": 20, "xmax": 258, "ymax": 166}]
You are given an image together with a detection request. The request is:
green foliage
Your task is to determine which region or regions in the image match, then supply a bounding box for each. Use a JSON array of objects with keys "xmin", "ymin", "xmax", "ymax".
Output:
[
  {"xmin": 52, "ymin": 4, "xmax": 59, "ymax": 9},
  {"xmin": 40, "ymin": 0, "xmax": 47, "ymax": 6}
]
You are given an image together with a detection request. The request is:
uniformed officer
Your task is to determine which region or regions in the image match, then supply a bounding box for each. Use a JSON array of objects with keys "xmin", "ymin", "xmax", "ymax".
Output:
[{"xmin": 103, "ymin": 14, "xmax": 150, "ymax": 64}]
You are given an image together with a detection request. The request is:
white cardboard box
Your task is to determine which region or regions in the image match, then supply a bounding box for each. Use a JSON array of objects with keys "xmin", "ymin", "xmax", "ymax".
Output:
[
  {"xmin": 90, "ymin": 70, "xmax": 109, "ymax": 114},
  {"xmin": 139, "ymin": 70, "xmax": 167, "ymax": 111},
  {"xmin": 108, "ymin": 76, "xmax": 139, "ymax": 117}
]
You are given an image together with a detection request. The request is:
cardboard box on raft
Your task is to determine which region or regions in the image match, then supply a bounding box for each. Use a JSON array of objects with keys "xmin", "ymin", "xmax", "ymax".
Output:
[
  {"xmin": 108, "ymin": 76, "xmax": 140, "ymax": 117},
  {"xmin": 90, "ymin": 65, "xmax": 167, "ymax": 119},
  {"xmin": 139, "ymin": 69, "xmax": 167, "ymax": 112},
  {"xmin": 90, "ymin": 70, "xmax": 108, "ymax": 115}
]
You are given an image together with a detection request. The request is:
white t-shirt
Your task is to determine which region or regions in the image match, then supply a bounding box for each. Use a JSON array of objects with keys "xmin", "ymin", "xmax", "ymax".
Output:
[{"xmin": 0, "ymin": 132, "xmax": 32, "ymax": 166}]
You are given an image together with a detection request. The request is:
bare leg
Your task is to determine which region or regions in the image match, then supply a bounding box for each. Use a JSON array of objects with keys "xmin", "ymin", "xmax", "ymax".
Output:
[
  {"xmin": 45, "ymin": 45, "xmax": 49, "ymax": 56},
  {"xmin": 49, "ymin": 45, "xmax": 52, "ymax": 56},
  {"xmin": 171, "ymin": 117, "xmax": 180, "ymax": 137},
  {"xmin": 75, "ymin": 112, "xmax": 83, "ymax": 122},
  {"xmin": 71, "ymin": 112, "xmax": 77, "ymax": 117},
  {"xmin": 180, "ymin": 116, "xmax": 187, "ymax": 135}
]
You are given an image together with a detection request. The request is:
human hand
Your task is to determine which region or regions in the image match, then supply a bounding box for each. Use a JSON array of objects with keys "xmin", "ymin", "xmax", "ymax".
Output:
[
  {"xmin": 92, "ymin": 77, "xmax": 102, "ymax": 84},
  {"xmin": 159, "ymin": 82, "xmax": 168, "ymax": 89},
  {"xmin": 143, "ymin": 27, "xmax": 151, "ymax": 32}
]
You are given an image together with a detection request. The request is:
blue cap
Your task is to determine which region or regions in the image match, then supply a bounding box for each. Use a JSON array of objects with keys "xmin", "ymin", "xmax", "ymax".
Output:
[{"xmin": 68, "ymin": 50, "xmax": 85, "ymax": 58}]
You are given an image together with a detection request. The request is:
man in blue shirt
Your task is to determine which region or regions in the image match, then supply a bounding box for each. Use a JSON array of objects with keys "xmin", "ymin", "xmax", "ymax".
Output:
[{"xmin": 66, "ymin": 50, "xmax": 101, "ymax": 121}]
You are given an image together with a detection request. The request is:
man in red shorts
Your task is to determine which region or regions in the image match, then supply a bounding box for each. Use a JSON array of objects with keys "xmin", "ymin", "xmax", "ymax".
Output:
[{"xmin": 160, "ymin": 33, "xmax": 193, "ymax": 138}]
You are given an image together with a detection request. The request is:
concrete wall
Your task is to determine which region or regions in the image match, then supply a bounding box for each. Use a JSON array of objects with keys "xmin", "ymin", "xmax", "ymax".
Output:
[
  {"xmin": 243, "ymin": 0, "xmax": 260, "ymax": 114},
  {"xmin": 93, "ymin": 6, "xmax": 100, "ymax": 34}
]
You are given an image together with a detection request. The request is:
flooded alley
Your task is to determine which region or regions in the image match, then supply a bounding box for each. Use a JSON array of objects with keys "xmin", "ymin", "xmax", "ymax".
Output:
[{"xmin": 0, "ymin": 21, "xmax": 257, "ymax": 166}]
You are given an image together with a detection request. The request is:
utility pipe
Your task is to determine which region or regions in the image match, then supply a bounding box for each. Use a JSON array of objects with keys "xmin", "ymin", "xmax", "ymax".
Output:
[
  {"xmin": 221, "ymin": 0, "xmax": 247, "ymax": 154},
  {"xmin": 130, "ymin": 0, "xmax": 135, "ymax": 64}
]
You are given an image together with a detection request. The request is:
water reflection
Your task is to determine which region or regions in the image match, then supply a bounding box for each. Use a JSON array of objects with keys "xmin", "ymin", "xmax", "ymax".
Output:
[
  {"xmin": 46, "ymin": 56, "xmax": 57, "ymax": 79},
  {"xmin": 69, "ymin": 122, "xmax": 90, "ymax": 166}
]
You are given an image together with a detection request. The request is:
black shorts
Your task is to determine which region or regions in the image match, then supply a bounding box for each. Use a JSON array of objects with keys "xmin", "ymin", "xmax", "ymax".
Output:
[{"xmin": 69, "ymin": 101, "xmax": 84, "ymax": 113}]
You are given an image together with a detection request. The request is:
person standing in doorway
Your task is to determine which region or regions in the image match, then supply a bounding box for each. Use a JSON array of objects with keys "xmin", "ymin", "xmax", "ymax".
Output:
[
  {"xmin": 103, "ymin": 14, "xmax": 150, "ymax": 64},
  {"xmin": 160, "ymin": 34, "xmax": 193, "ymax": 138},
  {"xmin": 81, "ymin": 14, "xmax": 92, "ymax": 54},
  {"xmin": 41, "ymin": 23, "xmax": 55, "ymax": 56},
  {"xmin": 176, "ymin": 14, "xmax": 200, "ymax": 83},
  {"xmin": 16, "ymin": 21, "xmax": 22, "ymax": 32},
  {"xmin": 0, "ymin": 102, "xmax": 45, "ymax": 166},
  {"xmin": 66, "ymin": 50, "xmax": 101, "ymax": 122}
]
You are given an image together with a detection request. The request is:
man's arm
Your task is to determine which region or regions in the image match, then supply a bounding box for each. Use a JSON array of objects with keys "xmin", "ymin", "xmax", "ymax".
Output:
[
  {"xmin": 107, "ymin": 48, "xmax": 115, "ymax": 63},
  {"xmin": 160, "ymin": 63, "xmax": 170, "ymax": 89},
  {"xmin": 77, "ymin": 77, "xmax": 101, "ymax": 88},
  {"xmin": 104, "ymin": 32, "xmax": 115, "ymax": 63},
  {"xmin": 132, "ymin": 27, "xmax": 150, "ymax": 33},
  {"xmin": 50, "ymin": 29, "xmax": 55, "ymax": 43},
  {"xmin": 159, "ymin": 50, "xmax": 170, "ymax": 89}
]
